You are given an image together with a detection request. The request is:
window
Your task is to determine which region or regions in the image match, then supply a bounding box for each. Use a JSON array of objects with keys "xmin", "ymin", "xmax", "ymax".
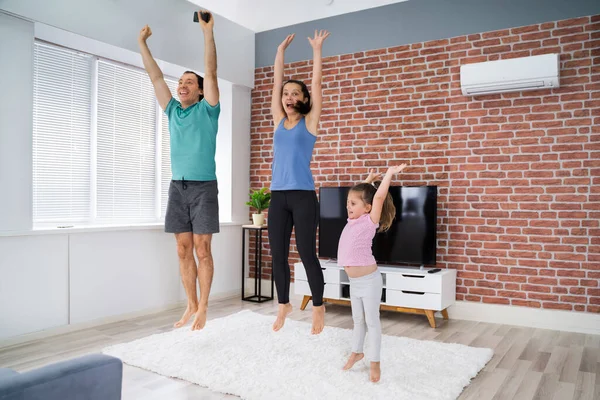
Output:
[
  {"xmin": 96, "ymin": 60, "xmax": 157, "ymax": 222},
  {"xmin": 32, "ymin": 42, "xmax": 178, "ymax": 227},
  {"xmin": 33, "ymin": 43, "xmax": 93, "ymax": 224}
]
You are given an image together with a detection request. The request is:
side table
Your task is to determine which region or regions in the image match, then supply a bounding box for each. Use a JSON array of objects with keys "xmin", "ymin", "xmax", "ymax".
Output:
[{"xmin": 241, "ymin": 224, "xmax": 274, "ymax": 302}]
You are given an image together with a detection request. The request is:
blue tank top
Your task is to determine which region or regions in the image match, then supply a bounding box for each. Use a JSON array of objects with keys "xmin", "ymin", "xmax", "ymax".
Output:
[{"xmin": 270, "ymin": 117, "xmax": 316, "ymax": 191}]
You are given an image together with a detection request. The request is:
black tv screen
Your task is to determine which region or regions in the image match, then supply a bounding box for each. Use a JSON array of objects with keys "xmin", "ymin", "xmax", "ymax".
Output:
[{"xmin": 318, "ymin": 186, "xmax": 437, "ymax": 265}]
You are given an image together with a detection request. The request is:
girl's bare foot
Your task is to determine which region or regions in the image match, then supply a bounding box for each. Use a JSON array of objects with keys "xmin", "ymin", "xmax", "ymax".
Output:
[
  {"xmin": 174, "ymin": 304, "xmax": 198, "ymax": 328},
  {"xmin": 370, "ymin": 361, "xmax": 381, "ymax": 382},
  {"xmin": 272, "ymin": 303, "xmax": 293, "ymax": 331},
  {"xmin": 191, "ymin": 306, "xmax": 207, "ymax": 331},
  {"xmin": 342, "ymin": 352, "xmax": 364, "ymax": 370},
  {"xmin": 311, "ymin": 304, "xmax": 325, "ymax": 334}
]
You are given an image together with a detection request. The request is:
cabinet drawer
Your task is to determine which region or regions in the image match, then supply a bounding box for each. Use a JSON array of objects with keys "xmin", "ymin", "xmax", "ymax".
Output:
[
  {"xmin": 294, "ymin": 264, "xmax": 340, "ymax": 284},
  {"xmin": 385, "ymin": 289, "xmax": 443, "ymax": 310},
  {"xmin": 324, "ymin": 268, "xmax": 341, "ymax": 284},
  {"xmin": 386, "ymin": 273, "xmax": 442, "ymax": 293},
  {"xmin": 294, "ymin": 280, "xmax": 341, "ymax": 300}
]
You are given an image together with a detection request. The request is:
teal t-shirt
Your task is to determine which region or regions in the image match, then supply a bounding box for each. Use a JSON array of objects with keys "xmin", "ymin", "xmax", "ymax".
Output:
[{"xmin": 165, "ymin": 97, "xmax": 220, "ymax": 181}]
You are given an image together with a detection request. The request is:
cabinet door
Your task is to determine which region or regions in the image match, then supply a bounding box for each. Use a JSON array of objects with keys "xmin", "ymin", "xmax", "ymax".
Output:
[{"xmin": 294, "ymin": 279, "xmax": 311, "ymax": 296}]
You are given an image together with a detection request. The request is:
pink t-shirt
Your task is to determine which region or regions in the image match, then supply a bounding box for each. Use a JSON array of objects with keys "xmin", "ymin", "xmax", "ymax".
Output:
[{"xmin": 337, "ymin": 213, "xmax": 379, "ymax": 267}]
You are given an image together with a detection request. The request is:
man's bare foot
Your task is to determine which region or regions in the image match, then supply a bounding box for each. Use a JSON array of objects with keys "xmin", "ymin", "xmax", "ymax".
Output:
[
  {"xmin": 191, "ymin": 306, "xmax": 207, "ymax": 331},
  {"xmin": 370, "ymin": 361, "xmax": 381, "ymax": 383},
  {"xmin": 342, "ymin": 352, "xmax": 364, "ymax": 370},
  {"xmin": 272, "ymin": 303, "xmax": 293, "ymax": 331},
  {"xmin": 311, "ymin": 304, "xmax": 325, "ymax": 334},
  {"xmin": 174, "ymin": 304, "xmax": 198, "ymax": 328}
]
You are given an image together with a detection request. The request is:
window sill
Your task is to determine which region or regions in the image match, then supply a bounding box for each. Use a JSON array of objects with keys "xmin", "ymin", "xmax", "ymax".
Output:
[{"xmin": 0, "ymin": 221, "xmax": 247, "ymax": 237}]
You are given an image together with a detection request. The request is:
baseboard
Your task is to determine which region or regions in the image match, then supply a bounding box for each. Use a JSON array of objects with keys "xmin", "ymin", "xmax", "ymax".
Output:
[
  {"xmin": 290, "ymin": 286, "xmax": 600, "ymax": 335},
  {"xmin": 0, "ymin": 289, "xmax": 239, "ymax": 349},
  {"xmin": 445, "ymin": 301, "xmax": 600, "ymax": 335}
]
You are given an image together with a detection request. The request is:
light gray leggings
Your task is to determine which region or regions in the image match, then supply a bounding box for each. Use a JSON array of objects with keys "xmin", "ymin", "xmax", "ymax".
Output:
[{"xmin": 349, "ymin": 270, "xmax": 383, "ymax": 362}]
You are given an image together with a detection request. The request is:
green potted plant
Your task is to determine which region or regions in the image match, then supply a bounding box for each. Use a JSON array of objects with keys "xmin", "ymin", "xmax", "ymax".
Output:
[{"xmin": 246, "ymin": 188, "xmax": 271, "ymax": 226}]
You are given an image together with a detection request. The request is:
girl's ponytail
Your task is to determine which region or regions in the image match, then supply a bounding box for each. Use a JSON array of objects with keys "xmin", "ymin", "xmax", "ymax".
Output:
[{"xmin": 372, "ymin": 181, "xmax": 396, "ymax": 232}]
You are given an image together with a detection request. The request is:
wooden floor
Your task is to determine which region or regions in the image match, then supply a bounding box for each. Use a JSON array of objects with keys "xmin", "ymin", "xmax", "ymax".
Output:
[{"xmin": 1, "ymin": 296, "xmax": 599, "ymax": 400}]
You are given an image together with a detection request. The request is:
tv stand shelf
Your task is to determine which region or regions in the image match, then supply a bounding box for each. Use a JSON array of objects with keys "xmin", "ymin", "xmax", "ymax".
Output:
[{"xmin": 294, "ymin": 261, "xmax": 456, "ymax": 328}]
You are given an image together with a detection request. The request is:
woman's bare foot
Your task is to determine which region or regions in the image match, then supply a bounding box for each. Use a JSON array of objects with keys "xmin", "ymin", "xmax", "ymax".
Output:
[
  {"xmin": 370, "ymin": 361, "xmax": 381, "ymax": 382},
  {"xmin": 191, "ymin": 306, "xmax": 207, "ymax": 331},
  {"xmin": 342, "ymin": 352, "xmax": 364, "ymax": 370},
  {"xmin": 174, "ymin": 304, "xmax": 198, "ymax": 328},
  {"xmin": 311, "ymin": 304, "xmax": 325, "ymax": 334},
  {"xmin": 272, "ymin": 303, "xmax": 293, "ymax": 331}
]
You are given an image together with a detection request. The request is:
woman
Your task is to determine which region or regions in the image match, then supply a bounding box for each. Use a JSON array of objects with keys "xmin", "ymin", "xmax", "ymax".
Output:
[{"xmin": 268, "ymin": 30, "xmax": 330, "ymax": 335}]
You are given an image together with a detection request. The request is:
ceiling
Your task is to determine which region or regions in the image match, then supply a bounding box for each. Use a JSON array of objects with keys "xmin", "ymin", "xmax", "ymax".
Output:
[{"xmin": 188, "ymin": 0, "xmax": 410, "ymax": 32}]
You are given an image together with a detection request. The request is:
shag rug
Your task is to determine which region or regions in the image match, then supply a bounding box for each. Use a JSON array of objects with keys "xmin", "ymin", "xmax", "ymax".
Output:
[{"xmin": 103, "ymin": 310, "xmax": 493, "ymax": 400}]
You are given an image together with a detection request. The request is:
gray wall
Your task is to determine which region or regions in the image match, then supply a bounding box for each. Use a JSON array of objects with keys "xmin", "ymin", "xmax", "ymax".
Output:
[
  {"xmin": 0, "ymin": 0, "xmax": 255, "ymax": 87},
  {"xmin": 256, "ymin": 0, "xmax": 600, "ymax": 67},
  {"xmin": 0, "ymin": 13, "xmax": 33, "ymax": 231}
]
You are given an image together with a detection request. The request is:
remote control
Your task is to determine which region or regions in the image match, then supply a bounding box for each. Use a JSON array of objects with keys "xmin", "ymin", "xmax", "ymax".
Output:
[
  {"xmin": 427, "ymin": 268, "xmax": 442, "ymax": 274},
  {"xmin": 193, "ymin": 11, "xmax": 211, "ymax": 23}
]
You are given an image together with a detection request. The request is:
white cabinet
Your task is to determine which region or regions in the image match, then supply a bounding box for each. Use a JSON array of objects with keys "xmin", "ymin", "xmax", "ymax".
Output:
[{"xmin": 294, "ymin": 260, "xmax": 456, "ymax": 328}]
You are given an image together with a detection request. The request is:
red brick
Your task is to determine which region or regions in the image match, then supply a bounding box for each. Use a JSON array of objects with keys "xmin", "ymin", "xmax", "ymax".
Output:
[
  {"xmin": 498, "ymin": 290, "xmax": 526, "ymax": 299},
  {"xmin": 529, "ymin": 293, "xmax": 559, "ymax": 301},
  {"xmin": 543, "ymin": 302, "xmax": 572, "ymax": 310},
  {"xmin": 560, "ymin": 295, "xmax": 588, "ymax": 304},
  {"xmin": 512, "ymin": 300, "xmax": 542, "ymax": 308},
  {"xmin": 483, "ymin": 297, "xmax": 511, "ymax": 305}
]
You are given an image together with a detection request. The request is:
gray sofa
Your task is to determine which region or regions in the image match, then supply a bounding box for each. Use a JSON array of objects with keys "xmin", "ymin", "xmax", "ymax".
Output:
[{"xmin": 0, "ymin": 354, "xmax": 122, "ymax": 400}]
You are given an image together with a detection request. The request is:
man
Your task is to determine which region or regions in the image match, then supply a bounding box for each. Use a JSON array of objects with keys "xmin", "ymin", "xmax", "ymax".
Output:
[{"xmin": 138, "ymin": 11, "xmax": 220, "ymax": 331}]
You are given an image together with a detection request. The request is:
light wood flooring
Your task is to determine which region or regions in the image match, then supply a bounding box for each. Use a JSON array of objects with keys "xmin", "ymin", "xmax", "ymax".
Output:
[{"xmin": 1, "ymin": 296, "xmax": 598, "ymax": 400}]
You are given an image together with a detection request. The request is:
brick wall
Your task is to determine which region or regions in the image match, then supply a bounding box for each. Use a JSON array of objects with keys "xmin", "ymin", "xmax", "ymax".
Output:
[{"xmin": 249, "ymin": 15, "xmax": 600, "ymax": 313}]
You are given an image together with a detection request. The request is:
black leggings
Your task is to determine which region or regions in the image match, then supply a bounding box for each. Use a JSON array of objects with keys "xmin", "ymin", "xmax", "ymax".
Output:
[{"xmin": 268, "ymin": 190, "xmax": 324, "ymax": 306}]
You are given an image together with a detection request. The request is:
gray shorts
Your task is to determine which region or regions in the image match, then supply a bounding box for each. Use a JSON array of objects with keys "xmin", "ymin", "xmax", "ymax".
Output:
[{"xmin": 165, "ymin": 180, "xmax": 220, "ymax": 235}]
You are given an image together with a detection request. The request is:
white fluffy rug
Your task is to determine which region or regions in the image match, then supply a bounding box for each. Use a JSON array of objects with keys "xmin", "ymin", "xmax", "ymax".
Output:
[{"xmin": 103, "ymin": 310, "xmax": 493, "ymax": 400}]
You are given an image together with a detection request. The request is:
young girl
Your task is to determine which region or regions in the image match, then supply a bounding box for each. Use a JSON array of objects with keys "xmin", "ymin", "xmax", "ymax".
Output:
[{"xmin": 339, "ymin": 164, "xmax": 407, "ymax": 382}]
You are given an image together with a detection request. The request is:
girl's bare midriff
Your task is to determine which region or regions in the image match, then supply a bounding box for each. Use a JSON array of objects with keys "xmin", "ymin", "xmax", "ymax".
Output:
[{"xmin": 344, "ymin": 264, "xmax": 378, "ymax": 278}]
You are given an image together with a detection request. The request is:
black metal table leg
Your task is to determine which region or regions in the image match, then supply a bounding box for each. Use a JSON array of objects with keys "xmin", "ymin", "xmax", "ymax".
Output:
[
  {"xmin": 241, "ymin": 228, "xmax": 245, "ymax": 300},
  {"xmin": 242, "ymin": 226, "xmax": 274, "ymax": 303},
  {"xmin": 258, "ymin": 229, "xmax": 262, "ymax": 300}
]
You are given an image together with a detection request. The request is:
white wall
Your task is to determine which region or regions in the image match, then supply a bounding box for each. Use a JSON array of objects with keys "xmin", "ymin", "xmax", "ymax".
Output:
[
  {"xmin": 0, "ymin": 235, "xmax": 69, "ymax": 339},
  {"xmin": 215, "ymin": 82, "xmax": 233, "ymax": 223},
  {"xmin": 0, "ymin": 13, "xmax": 33, "ymax": 232},
  {"xmin": 0, "ymin": 225, "xmax": 242, "ymax": 341},
  {"xmin": 231, "ymin": 85, "xmax": 252, "ymax": 223},
  {"xmin": 0, "ymin": 0, "xmax": 255, "ymax": 87},
  {"xmin": 208, "ymin": 224, "xmax": 243, "ymax": 299},
  {"xmin": 69, "ymin": 230, "xmax": 181, "ymax": 324}
]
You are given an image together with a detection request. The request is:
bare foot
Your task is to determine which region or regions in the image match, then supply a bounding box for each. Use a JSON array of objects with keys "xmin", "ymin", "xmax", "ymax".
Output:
[
  {"xmin": 272, "ymin": 303, "xmax": 293, "ymax": 331},
  {"xmin": 174, "ymin": 304, "xmax": 198, "ymax": 328},
  {"xmin": 311, "ymin": 304, "xmax": 325, "ymax": 334},
  {"xmin": 370, "ymin": 361, "xmax": 381, "ymax": 383},
  {"xmin": 342, "ymin": 352, "xmax": 364, "ymax": 370},
  {"xmin": 191, "ymin": 306, "xmax": 207, "ymax": 331}
]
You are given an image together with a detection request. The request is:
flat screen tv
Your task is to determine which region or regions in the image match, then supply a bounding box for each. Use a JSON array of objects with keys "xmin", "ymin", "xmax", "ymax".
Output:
[{"xmin": 318, "ymin": 186, "xmax": 437, "ymax": 266}]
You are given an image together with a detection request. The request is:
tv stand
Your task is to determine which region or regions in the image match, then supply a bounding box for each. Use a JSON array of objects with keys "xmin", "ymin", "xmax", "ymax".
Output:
[{"xmin": 294, "ymin": 261, "xmax": 456, "ymax": 328}]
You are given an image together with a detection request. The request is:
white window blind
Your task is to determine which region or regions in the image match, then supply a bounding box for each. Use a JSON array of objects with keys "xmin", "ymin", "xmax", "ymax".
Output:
[
  {"xmin": 160, "ymin": 79, "xmax": 178, "ymax": 217},
  {"xmin": 96, "ymin": 60, "xmax": 157, "ymax": 222},
  {"xmin": 33, "ymin": 43, "xmax": 93, "ymax": 225}
]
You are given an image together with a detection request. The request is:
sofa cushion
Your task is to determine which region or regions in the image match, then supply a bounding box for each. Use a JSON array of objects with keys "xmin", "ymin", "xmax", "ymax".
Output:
[
  {"xmin": 0, "ymin": 368, "xmax": 19, "ymax": 380},
  {"xmin": 0, "ymin": 354, "xmax": 122, "ymax": 400}
]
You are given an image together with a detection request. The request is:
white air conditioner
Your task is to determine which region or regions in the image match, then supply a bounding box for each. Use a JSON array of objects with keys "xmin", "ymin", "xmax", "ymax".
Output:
[{"xmin": 460, "ymin": 53, "xmax": 560, "ymax": 96}]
